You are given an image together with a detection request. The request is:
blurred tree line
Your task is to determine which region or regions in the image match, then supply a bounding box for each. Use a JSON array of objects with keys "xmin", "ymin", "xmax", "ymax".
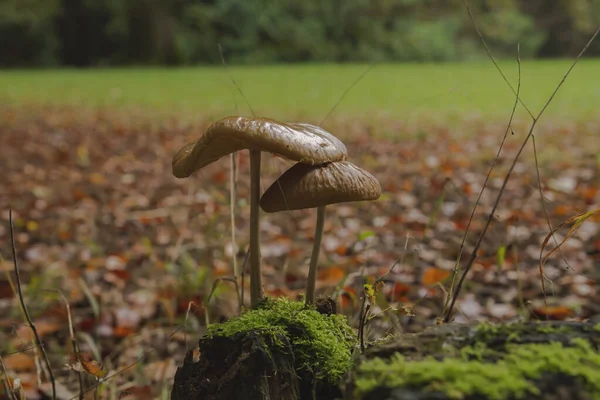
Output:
[{"xmin": 2, "ymin": 0, "xmax": 599, "ymax": 67}]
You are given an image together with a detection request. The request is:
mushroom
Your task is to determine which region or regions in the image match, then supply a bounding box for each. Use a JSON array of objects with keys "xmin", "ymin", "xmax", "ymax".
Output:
[
  {"xmin": 172, "ymin": 116, "xmax": 347, "ymax": 308},
  {"xmin": 260, "ymin": 160, "xmax": 381, "ymax": 305}
]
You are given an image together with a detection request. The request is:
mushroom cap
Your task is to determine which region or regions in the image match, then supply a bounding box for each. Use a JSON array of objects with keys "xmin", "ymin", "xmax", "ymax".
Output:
[
  {"xmin": 172, "ymin": 116, "xmax": 347, "ymax": 178},
  {"xmin": 260, "ymin": 161, "xmax": 381, "ymax": 213}
]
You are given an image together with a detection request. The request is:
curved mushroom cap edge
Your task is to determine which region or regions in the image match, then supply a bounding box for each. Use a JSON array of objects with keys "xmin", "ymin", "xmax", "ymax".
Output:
[
  {"xmin": 260, "ymin": 161, "xmax": 381, "ymax": 213},
  {"xmin": 172, "ymin": 116, "xmax": 348, "ymax": 178}
]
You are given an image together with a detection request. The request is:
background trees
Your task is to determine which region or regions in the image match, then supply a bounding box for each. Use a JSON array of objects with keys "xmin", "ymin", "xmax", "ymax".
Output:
[{"xmin": 2, "ymin": 0, "xmax": 599, "ymax": 67}]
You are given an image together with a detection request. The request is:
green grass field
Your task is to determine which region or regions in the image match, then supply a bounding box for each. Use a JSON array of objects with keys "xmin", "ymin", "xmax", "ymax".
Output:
[{"xmin": 2, "ymin": 59, "xmax": 599, "ymax": 123}]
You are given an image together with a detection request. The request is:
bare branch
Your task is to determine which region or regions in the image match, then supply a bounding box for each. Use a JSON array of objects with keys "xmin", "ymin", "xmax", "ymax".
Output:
[
  {"xmin": 463, "ymin": 0, "xmax": 534, "ymax": 119},
  {"xmin": 444, "ymin": 24, "xmax": 600, "ymax": 322},
  {"xmin": 218, "ymin": 44, "xmax": 256, "ymax": 117},
  {"xmin": 9, "ymin": 209, "xmax": 56, "ymax": 399},
  {"xmin": 320, "ymin": 63, "xmax": 377, "ymax": 126},
  {"xmin": 443, "ymin": 43, "xmax": 522, "ymax": 320}
]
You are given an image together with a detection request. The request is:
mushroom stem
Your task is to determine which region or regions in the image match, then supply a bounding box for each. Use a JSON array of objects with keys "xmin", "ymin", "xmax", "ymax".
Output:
[
  {"xmin": 249, "ymin": 149, "xmax": 264, "ymax": 307},
  {"xmin": 306, "ymin": 205, "xmax": 326, "ymax": 305}
]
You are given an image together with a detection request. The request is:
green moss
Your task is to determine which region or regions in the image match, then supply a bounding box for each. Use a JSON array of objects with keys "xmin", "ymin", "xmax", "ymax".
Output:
[
  {"xmin": 354, "ymin": 339, "xmax": 600, "ymax": 399},
  {"xmin": 474, "ymin": 321, "xmax": 575, "ymax": 343},
  {"xmin": 205, "ymin": 297, "xmax": 357, "ymax": 384}
]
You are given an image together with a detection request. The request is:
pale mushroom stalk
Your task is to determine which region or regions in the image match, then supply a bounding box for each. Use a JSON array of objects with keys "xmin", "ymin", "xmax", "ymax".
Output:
[
  {"xmin": 260, "ymin": 161, "xmax": 381, "ymax": 306},
  {"xmin": 248, "ymin": 149, "xmax": 264, "ymax": 307},
  {"xmin": 305, "ymin": 205, "xmax": 325, "ymax": 304}
]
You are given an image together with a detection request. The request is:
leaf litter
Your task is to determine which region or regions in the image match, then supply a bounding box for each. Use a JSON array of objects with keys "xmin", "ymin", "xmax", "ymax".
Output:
[{"xmin": 0, "ymin": 104, "xmax": 599, "ymax": 397}]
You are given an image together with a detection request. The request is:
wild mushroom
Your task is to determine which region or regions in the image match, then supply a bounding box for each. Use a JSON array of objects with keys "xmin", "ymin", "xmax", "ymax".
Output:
[
  {"xmin": 172, "ymin": 116, "xmax": 347, "ymax": 307},
  {"xmin": 260, "ymin": 160, "xmax": 381, "ymax": 305}
]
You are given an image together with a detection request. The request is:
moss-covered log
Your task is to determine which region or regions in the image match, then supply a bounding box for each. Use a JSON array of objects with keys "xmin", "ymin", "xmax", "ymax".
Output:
[
  {"xmin": 171, "ymin": 297, "xmax": 356, "ymax": 400},
  {"xmin": 347, "ymin": 321, "xmax": 600, "ymax": 400},
  {"xmin": 172, "ymin": 297, "xmax": 600, "ymax": 400}
]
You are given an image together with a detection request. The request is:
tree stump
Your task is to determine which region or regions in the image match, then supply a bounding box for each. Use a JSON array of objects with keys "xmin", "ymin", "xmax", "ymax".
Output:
[
  {"xmin": 171, "ymin": 330, "xmax": 300, "ymax": 400},
  {"xmin": 171, "ymin": 297, "xmax": 356, "ymax": 400}
]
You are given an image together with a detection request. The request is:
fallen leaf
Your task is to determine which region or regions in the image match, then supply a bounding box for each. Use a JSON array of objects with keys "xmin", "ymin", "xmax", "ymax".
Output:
[{"xmin": 422, "ymin": 267, "xmax": 451, "ymax": 286}]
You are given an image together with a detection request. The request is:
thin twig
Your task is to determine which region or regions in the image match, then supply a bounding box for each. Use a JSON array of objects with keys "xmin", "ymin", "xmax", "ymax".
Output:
[
  {"xmin": 463, "ymin": 0, "xmax": 534, "ymax": 120},
  {"xmin": 68, "ymin": 324, "xmax": 187, "ymax": 400},
  {"xmin": 240, "ymin": 248, "xmax": 249, "ymax": 310},
  {"xmin": 0, "ymin": 355, "xmax": 18, "ymax": 400},
  {"xmin": 183, "ymin": 301, "xmax": 200, "ymax": 354},
  {"xmin": 226, "ymin": 47, "xmax": 240, "ymax": 288},
  {"xmin": 443, "ymin": 44, "xmax": 522, "ymax": 319},
  {"xmin": 320, "ymin": 63, "xmax": 377, "ymax": 126},
  {"xmin": 9, "ymin": 209, "xmax": 56, "ymax": 399},
  {"xmin": 358, "ymin": 295, "xmax": 369, "ymax": 353},
  {"xmin": 205, "ymin": 276, "xmax": 241, "ymax": 324},
  {"xmin": 375, "ymin": 233, "xmax": 411, "ymax": 304},
  {"xmin": 51, "ymin": 290, "xmax": 84, "ymax": 399},
  {"xmin": 444, "ymin": 24, "xmax": 600, "ymax": 322},
  {"xmin": 531, "ymin": 136, "xmax": 592, "ymax": 286},
  {"xmin": 229, "ymin": 154, "xmax": 239, "ymax": 280},
  {"xmin": 218, "ymin": 44, "xmax": 256, "ymax": 117}
]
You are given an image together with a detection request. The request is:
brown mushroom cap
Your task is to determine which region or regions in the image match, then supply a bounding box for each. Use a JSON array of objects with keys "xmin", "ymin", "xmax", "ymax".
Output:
[
  {"xmin": 172, "ymin": 116, "xmax": 347, "ymax": 178},
  {"xmin": 260, "ymin": 161, "xmax": 381, "ymax": 213}
]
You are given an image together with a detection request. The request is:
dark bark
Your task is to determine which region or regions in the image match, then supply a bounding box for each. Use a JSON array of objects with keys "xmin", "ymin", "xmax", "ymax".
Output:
[{"xmin": 171, "ymin": 330, "xmax": 301, "ymax": 400}]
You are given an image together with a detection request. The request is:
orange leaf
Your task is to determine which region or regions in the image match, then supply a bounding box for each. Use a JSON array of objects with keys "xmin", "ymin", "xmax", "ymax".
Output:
[
  {"xmin": 422, "ymin": 267, "xmax": 451, "ymax": 286},
  {"xmin": 317, "ymin": 266, "xmax": 345, "ymax": 283},
  {"xmin": 531, "ymin": 306, "xmax": 572, "ymax": 321},
  {"xmin": 392, "ymin": 282, "xmax": 411, "ymax": 301},
  {"xmin": 340, "ymin": 287, "xmax": 357, "ymax": 309},
  {"xmin": 80, "ymin": 357, "xmax": 107, "ymax": 379},
  {"xmin": 72, "ymin": 188, "xmax": 87, "ymax": 200},
  {"xmin": 108, "ymin": 269, "xmax": 131, "ymax": 281},
  {"xmin": 58, "ymin": 229, "xmax": 72, "ymax": 240},
  {"xmin": 4, "ymin": 353, "xmax": 35, "ymax": 372},
  {"xmin": 213, "ymin": 171, "xmax": 227, "ymax": 183},
  {"xmin": 335, "ymin": 246, "xmax": 353, "ymax": 256},
  {"xmin": 265, "ymin": 288, "xmax": 289, "ymax": 298},
  {"xmin": 88, "ymin": 172, "xmax": 107, "ymax": 185},
  {"xmin": 441, "ymin": 162, "xmax": 453, "ymax": 175},
  {"xmin": 579, "ymin": 186, "xmax": 598, "ymax": 203},
  {"xmin": 463, "ymin": 183, "xmax": 473, "ymax": 196},
  {"xmin": 401, "ymin": 181, "xmax": 413, "ymax": 192},
  {"xmin": 554, "ymin": 204, "xmax": 570, "ymax": 216},
  {"xmin": 114, "ymin": 325, "xmax": 136, "ymax": 338}
]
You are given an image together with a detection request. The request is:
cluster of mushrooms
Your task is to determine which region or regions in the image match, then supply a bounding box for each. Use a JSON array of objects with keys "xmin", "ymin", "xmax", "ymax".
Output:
[{"xmin": 172, "ymin": 117, "xmax": 381, "ymax": 308}]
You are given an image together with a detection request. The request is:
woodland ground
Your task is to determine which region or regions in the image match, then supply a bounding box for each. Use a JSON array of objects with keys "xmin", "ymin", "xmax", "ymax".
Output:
[{"xmin": 0, "ymin": 62, "xmax": 599, "ymax": 399}]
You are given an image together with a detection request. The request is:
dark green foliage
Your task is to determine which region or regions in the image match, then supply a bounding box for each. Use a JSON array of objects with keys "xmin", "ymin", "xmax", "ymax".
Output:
[
  {"xmin": 2, "ymin": 0, "xmax": 600, "ymax": 67},
  {"xmin": 0, "ymin": 0, "xmax": 62, "ymax": 66}
]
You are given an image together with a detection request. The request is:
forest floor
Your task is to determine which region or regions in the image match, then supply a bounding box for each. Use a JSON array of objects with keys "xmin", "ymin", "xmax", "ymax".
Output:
[{"xmin": 1, "ymin": 62, "xmax": 599, "ymax": 399}]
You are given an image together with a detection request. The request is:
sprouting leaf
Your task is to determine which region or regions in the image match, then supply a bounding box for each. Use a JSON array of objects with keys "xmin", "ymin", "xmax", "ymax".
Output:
[
  {"xmin": 496, "ymin": 245, "xmax": 506, "ymax": 271},
  {"xmin": 76, "ymin": 145, "xmax": 90, "ymax": 167},
  {"xmin": 364, "ymin": 284, "xmax": 376, "ymax": 303},
  {"xmin": 358, "ymin": 230, "xmax": 375, "ymax": 241}
]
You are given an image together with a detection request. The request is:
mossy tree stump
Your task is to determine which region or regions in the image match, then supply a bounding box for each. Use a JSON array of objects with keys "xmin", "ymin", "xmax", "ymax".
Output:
[
  {"xmin": 347, "ymin": 320, "xmax": 600, "ymax": 400},
  {"xmin": 171, "ymin": 298, "xmax": 357, "ymax": 400}
]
